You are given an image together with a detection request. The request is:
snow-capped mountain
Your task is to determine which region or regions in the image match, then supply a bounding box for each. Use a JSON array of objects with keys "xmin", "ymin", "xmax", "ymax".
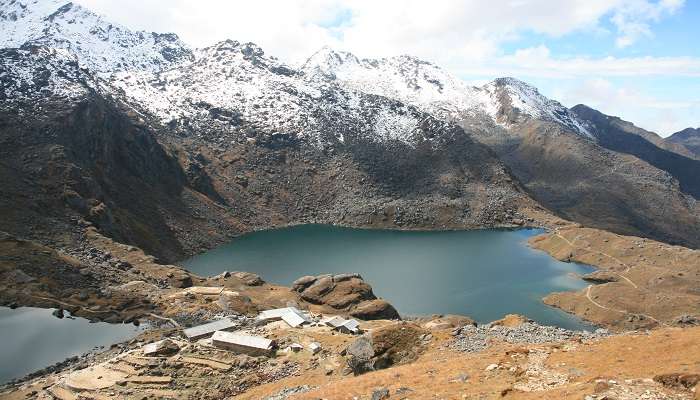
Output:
[
  {"xmin": 0, "ymin": 45, "xmax": 90, "ymax": 104},
  {"xmin": 0, "ymin": 0, "xmax": 192, "ymax": 76},
  {"xmin": 1, "ymin": 2, "xmax": 457, "ymax": 148},
  {"xmin": 1, "ymin": 0, "xmax": 698, "ymax": 251},
  {"xmin": 0, "ymin": 0, "xmax": 591, "ymax": 146},
  {"xmin": 109, "ymin": 39, "xmax": 456, "ymax": 147},
  {"xmin": 301, "ymin": 47, "xmax": 592, "ymax": 138}
]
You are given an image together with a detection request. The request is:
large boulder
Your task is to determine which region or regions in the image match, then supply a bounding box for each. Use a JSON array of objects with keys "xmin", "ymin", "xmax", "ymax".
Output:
[
  {"xmin": 232, "ymin": 271, "xmax": 264, "ymax": 286},
  {"xmin": 291, "ymin": 275, "xmax": 317, "ymax": 292},
  {"xmin": 345, "ymin": 322, "xmax": 427, "ymax": 375},
  {"xmin": 168, "ymin": 270, "xmax": 193, "ymax": 288},
  {"xmin": 300, "ymin": 275, "xmax": 336, "ymax": 303},
  {"xmin": 292, "ymin": 273, "xmax": 399, "ymax": 320},
  {"xmin": 346, "ymin": 335, "xmax": 375, "ymax": 375},
  {"xmin": 350, "ymin": 299, "xmax": 399, "ymax": 320}
]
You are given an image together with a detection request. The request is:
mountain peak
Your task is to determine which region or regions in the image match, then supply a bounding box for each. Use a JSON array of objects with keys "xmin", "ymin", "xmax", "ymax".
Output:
[
  {"xmin": 0, "ymin": 0, "xmax": 193, "ymax": 75},
  {"xmin": 670, "ymin": 127, "xmax": 700, "ymax": 139},
  {"xmin": 302, "ymin": 46, "xmax": 360, "ymax": 79},
  {"xmin": 492, "ymin": 76, "xmax": 532, "ymax": 88},
  {"xmin": 484, "ymin": 78, "xmax": 592, "ymax": 137}
]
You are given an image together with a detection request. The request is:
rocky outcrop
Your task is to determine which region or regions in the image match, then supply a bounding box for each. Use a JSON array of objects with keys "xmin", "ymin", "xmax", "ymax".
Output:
[
  {"xmin": 667, "ymin": 127, "xmax": 700, "ymax": 159},
  {"xmin": 572, "ymin": 104, "xmax": 700, "ymax": 199},
  {"xmin": 231, "ymin": 272, "xmax": 264, "ymax": 286},
  {"xmin": 292, "ymin": 274, "xmax": 400, "ymax": 320},
  {"xmin": 581, "ymin": 271, "xmax": 619, "ymax": 284},
  {"xmin": 653, "ymin": 373, "xmax": 700, "ymax": 390},
  {"xmin": 345, "ymin": 322, "xmax": 427, "ymax": 375}
]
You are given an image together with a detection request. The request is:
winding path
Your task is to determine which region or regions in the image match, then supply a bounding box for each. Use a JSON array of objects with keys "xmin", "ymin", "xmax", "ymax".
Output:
[
  {"xmin": 552, "ymin": 230, "xmax": 670, "ymax": 327},
  {"xmin": 553, "ymin": 231, "xmax": 639, "ymax": 288}
]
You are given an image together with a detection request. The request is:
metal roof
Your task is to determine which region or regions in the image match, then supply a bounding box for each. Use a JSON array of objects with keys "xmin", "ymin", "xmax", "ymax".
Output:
[
  {"xmin": 142, "ymin": 340, "xmax": 167, "ymax": 356},
  {"xmin": 308, "ymin": 342, "xmax": 322, "ymax": 354},
  {"xmin": 259, "ymin": 307, "xmax": 312, "ymax": 327},
  {"xmin": 211, "ymin": 331, "xmax": 274, "ymax": 350},
  {"xmin": 321, "ymin": 315, "xmax": 346, "ymax": 328},
  {"xmin": 281, "ymin": 311, "xmax": 309, "ymax": 327},
  {"xmin": 183, "ymin": 318, "xmax": 236, "ymax": 340},
  {"xmin": 342, "ymin": 319, "xmax": 360, "ymax": 331},
  {"xmin": 257, "ymin": 307, "xmax": 301, "ymax": 321}
]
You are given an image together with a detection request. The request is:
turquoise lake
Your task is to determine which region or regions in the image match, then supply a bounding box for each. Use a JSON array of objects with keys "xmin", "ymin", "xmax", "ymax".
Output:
[
  {"xmin": 182, "ymin": 225, "xmax": 595, "ymax": 330},
  {"xmin": 0, "ymin": 307, "xmax": 140, "ymax": 384}
]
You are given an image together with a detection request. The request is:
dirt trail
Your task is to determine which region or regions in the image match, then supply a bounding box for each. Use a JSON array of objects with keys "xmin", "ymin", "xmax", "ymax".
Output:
[
  {"xmin": 554, "ymin": 231, "xmax": 639, "ymax": 288},
  {"xmin": 533, "ymin": 226, "xmax": 700, "ymax": 330}
]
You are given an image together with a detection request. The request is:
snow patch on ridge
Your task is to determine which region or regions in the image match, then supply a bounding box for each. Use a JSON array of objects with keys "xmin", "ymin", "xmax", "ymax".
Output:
[
  {"xmin": 0, "ymin": 45, "xmax": 89, "ymax": 104},
  {"xmin": 302, "ymin": 47, "xmax": 593, "ymax": 138},
  {"xmin": 0, "ymin": 0, "xmax": 192, "ymax": 76},
  {"xmin": 108, "ymin": 40, "xmax": 433, "ymax": 146}
]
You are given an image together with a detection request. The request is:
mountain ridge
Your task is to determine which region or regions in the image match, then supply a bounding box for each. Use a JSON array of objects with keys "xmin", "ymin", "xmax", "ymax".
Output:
[
  {"xmin": 0, "ymin": 0, "xmax": 192, "ymax": 75},
  {"xmin": 0, "ymin": 0, "xmax": 698, "ymax": 252},
  {"xmin": 300, "ymin": 46, "xmax": 698, "ymax": 247},
  {"xmin": 667, "ymin": 127, "xmax": 700, "ymax": 158}
]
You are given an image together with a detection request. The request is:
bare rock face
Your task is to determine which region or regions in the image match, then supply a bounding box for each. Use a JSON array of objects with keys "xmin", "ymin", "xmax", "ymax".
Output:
[
  {"xmin": 291, "ymin": 276, "xmax": 317, "ymax": 292},
  {"xmin": 168, "ymin": 270, "xmax": 194, "ymax": 288},
  {"xmin": 582, "ymin": 271, "xmax": 619, "ymax": 284},
  {"xmin": 231, "ymin": 271, "xmax": 264, "ymax": 286},
  {"xmin": 345, "ymin": 322, "xmax": 427, "ymax": 375},
  {"xmin": 653, "ymin": 373, "xmax": 700, "ymax": 390},
  {"xmin": 292, "ymin": 273, "xmax": 399, "ymax": 320},
  {"xmin": 349, "ymin": 300, "xmax": 400, "ymax": 320}
]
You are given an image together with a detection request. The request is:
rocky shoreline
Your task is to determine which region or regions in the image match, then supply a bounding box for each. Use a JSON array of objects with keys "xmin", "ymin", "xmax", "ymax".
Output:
[
  {"xmin": 2, "ymin": 308, "xmax": 698, "ymax": 400},
  {"xmin": 1, "ymin": 212, "xmax": 699, "ymax": 399}
]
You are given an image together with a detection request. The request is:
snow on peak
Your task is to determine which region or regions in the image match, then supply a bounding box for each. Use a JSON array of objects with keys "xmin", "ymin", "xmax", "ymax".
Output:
[
  {"xmin": 302, "ymin": 47, "xmax": 592, "ymax": 138},
  {"xmin": 302, "ymin": 47, "xmax": 493, "ymax": 121},
  {"xmin": 302, "ymin": 46, "xmax": 362, "ymax": 79},
  {"xmin": 483, "ymin": 77, "xmax": 592, "ymax": 137},
  {"xmin": 0, "ymin": 44, "xmax": 90, "ymax": 104},
  {"xmin": 0, "ymin": 0, "xmax": 193, "ymax": 76}
]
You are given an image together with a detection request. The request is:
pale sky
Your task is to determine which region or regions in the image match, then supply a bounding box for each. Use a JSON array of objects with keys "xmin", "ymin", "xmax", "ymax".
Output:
[{"xmin": 75, "ymin": 0, "xmax": 700, "ymax": 136}]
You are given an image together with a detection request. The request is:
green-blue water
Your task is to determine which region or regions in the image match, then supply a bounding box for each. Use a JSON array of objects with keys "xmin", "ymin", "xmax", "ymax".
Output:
[
  {"xmin": 0, "ymin": 307, "xmax": 140, "ymax": 384},
  {"xmin": 182, "ymin": 225, "xmax": 595, "ymax": 330}
]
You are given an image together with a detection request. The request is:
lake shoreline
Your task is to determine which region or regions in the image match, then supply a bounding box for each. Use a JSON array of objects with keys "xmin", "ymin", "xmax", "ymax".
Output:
[{"xmin": 181, "ymin": 224, "xmax": 595, "ymax": 330}]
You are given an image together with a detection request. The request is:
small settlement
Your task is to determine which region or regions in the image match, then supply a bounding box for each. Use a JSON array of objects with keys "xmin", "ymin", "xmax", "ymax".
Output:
[
  {"xmin": 5, "ymin": 284, "xmax": 372, "ymax": 399},
  {"xmin": 169, "ymin": 304, "xmax": 361, "ymax": 358}
]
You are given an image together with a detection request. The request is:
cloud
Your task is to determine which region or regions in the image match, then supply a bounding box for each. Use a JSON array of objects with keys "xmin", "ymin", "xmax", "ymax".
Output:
[
  {"xmin": 75, "ymin": 0, "xmax": 685, "ymax": 65},
  {"xmin": 554, "ymin": 78, "xmax": 700, "ymax": 136},
  {"xmin": 610, "ymin": 0, "xmax": 684, "ymax": 47},
  {"xmin": 458, "ymin": 45, "xmax": 700, "ymax": 79},
  {"xmin": 72, "ymin": 0, "xmax": 697, "ymax": 134}
]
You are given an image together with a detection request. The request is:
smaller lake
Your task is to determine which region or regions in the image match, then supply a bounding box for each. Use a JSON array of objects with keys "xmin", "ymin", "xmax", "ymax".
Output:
[
  {"xmin": 182, "ymin": 225, "xmax": 595, "ymax": 330},
  {"xmin": 0, "ymin": 307, "xmax": 141, "ymax": 385}
]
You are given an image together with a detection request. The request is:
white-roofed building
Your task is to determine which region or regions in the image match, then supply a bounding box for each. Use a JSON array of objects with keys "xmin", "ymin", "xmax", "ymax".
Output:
[
  {"xmin": 182, "ymin": 318, "xmax": 236, "ymax": 340},
  {"xmin": 258, "ymin": 307, "xmax": 312, "ymax": 328},
  {"xmin": 211, "ymin": 331, "xmax": 276, "ymax": 356}
]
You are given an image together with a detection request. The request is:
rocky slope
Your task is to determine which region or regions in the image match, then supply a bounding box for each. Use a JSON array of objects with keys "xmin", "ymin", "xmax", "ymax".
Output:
[
  {"xmin": 302, "ymin": 48, "xmax": 700, "ymax": 248},
  {"xmin": 0, "ymin": 45, "xmax": 236, "ymax": 262},
  {"xmin": 1, "ymin": 1, "xmax": 543, "ymax": 265},
  {"xmin": 668, "ymin": 127, "xmax": 700, "ymax": 159},
  {"xmin": 0, "ymin": 0, "xmax": 192, "ymax": 75},
  {"xmin": 572, "ymin": 104, "xmax": 700, "ymax": 198},
  {"xmin": 2, "ymin": 310, "xmax": 698, "ymax": 400}
]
